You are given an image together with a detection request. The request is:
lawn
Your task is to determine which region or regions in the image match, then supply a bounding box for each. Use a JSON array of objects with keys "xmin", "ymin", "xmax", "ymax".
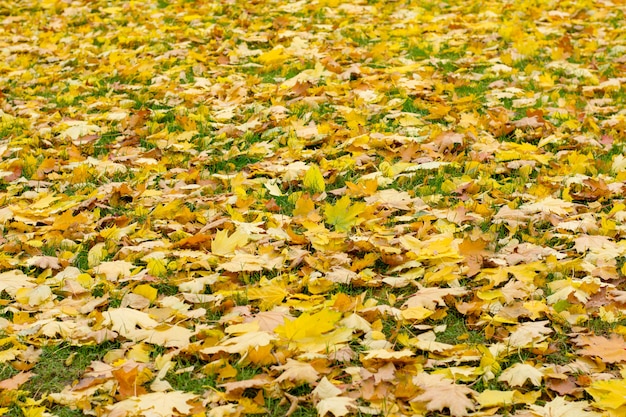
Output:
[{"xmin": 1, "ymin": 0, "xmax": 626, "ymax": 416}]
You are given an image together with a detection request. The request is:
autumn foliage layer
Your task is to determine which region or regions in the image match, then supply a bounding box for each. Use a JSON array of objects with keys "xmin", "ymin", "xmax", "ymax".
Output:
[{"xmin": 1, "ymin": 0, "xmax": 626, "ymax": 416}]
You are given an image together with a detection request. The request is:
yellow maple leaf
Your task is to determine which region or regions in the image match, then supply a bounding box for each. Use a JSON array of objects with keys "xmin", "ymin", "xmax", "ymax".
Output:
[
  {"xmin": 133, "ymin": 284, "xmax": 158, "ymax": 302},
  {"xmin": 401, "ymin": 306, "xmax": 434, "ymax": 322},
  {"xmin": 247, "ymin": 283, "xmax": 288, "ymax": 311},
  {"xmin": 275, "ymin": 309, "xmax": 340, "ymax": 342},
  {"xmin": 303, "ymin": 164, "xmax": 325, "ymax": 193},
  {"xmin": 21, "ymin": 407, "xmax": 45, "ymax": 417},
  {"xmin": 342, "ymin": 111, "xmax": 367, "ymax": 131},
  {"xmin": 211, "ymin": 228, "xmax": 249, "ymax": 256},
  {"xmin": 152, "ymin": 200, "xmax": 183, "ymax": 220},
  {"xmin": 587, "ymin": 379, "xmax": 626, "ymax": 413},
  {"xmin": 51, "ymin": 210, "xmax": 89, "ymax": 231},
  {"xmin": 274, "ymin": 308, "xmax": 351, "ymax": 352},
  {"xmin": 324, "ymin": 196, "xmax": 366, "ymax": 232},
  {"xmin": 475, "ymin": 390, "xmax": 516, "ymax": 408},
  {"xmin": 257, "ymin": 46, "xmax": 290, "ymax": 66},
  {"xmin": 293, "ymin": 194, "xmax": 321, "ymax": 222},
  {"xmin": 201, "ymin": 331, "xmax": 276, "ymax": 355},
  {"xmin": 146, "ymin": 258, "xmax": 167, "ymax": 278}
]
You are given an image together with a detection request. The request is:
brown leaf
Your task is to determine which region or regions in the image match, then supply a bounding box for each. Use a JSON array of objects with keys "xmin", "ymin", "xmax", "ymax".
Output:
[
  {"xmin": 0, "ymin": 371, "xmax": 34, "ymax": 390},
  {"xmin": 574, "ymin": 334, "xmax": 626, "ymax": 363},
  {"xmin": 412, "ymin": 373, "xmax": 476, "ymax": 417},
  {"xmin": 546, "ymin": 377, "xmax": 583, "ymax": 396}
]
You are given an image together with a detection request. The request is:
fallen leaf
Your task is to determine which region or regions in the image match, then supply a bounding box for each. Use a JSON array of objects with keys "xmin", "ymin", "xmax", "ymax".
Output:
[
  {"xmin": 0, "ymin": 371, "xmax": 34, "ymax": 390},
  {"xmin": 316, "ymin": 396, "xmax": 356, "ymax": 417},
  {"xmin": 412, "ymin": 373, "xmax": 476, "ymax": 417}
]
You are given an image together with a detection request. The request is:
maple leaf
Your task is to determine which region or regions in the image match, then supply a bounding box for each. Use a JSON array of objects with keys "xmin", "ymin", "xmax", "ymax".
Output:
[
  {"xmin": 275, "ymin": 308, "xmax": 352, "ymax": 352},
  {"xmin": 0, "ymin": 371, "xmax": 33, "ymax": 390},
  {"xmin": 247, "ymin": 281, "xmax": 288, "ymax": 310},
  {"xmin": 275, "ymin": 308, "xmax": 337, "ymax": 343},
  {"xmin": 211, "ymin": 229, "xmax": 249, "ymax": 256},
  {"xmin": 324, "ymin": 196, "xmax": 366, "ymax": 232},
  {"xmin": 475, "ymin": 390, "xmax": 516, "ymax": 408},
  {"xmin": 303, "ymin": 164, "xmax": 326, "ymax": 193},
  {"xmin": 546, "ymin": 376, "xmax": 582, "ymax": 397},
  {"xmin": 51, "ymin": 209, "xmax": 89, "ymax": 231},
  {"xmin": 458, "ymin": 238, "xmax": 489, "ymax": 277},
  {"xmin": 273, "ymin": 359, "xmax": 319, "ymax": 385},
  {"xmin": 519, "ymin": 197, "xmax": 575, "ymax": 217},
  {"xmin": 0, "ymin": 270, "xmax": 36, "ymax": 297},
  {"xmin": 133, "ymin": 324, "xmax": 193, "ymax": 348},
  {"xmin": 498, "ymin": 363, "xmax": 543, "ymax": 387},
  {"xmin": 293, "ymin": 194, "xmax": 322, "ymax": 222},
  {"xmin": 403, "ymin": 286, "xmax": 469, "ymax": 310},
  {"xmin": 428, "ymin": 131, "xmax": 464, "ymax": 153},
  {"xmin": 399, "ymin": 234, "xmax": 463, "ymax": 263},
  {"xmin": 26, "ymin": 255, "xmax": 61, "ymax": 270},
  {"xmin": 102, "ymin": 308, "xmax": 159, "ymax": 338},
  {"xmin": 93, "ymin": 261, "xmax": 135, "ymax": 282},
  {"xmin": 401, "ymin": 306, "xmax": 433, "ymax": 321},
  {"xmin": 363, "ymin": 189, "xmax": 417, "ymax": 210},
  {"xmin": 218, "ymin": 251, "xmax": 284, "ymax": 272},
  {"xmin": 507, "ymin": 320, "xmax": 553, "ymax": 348},
  {"xmin": 105, "ymin": 391, "xmax": 199, "ymax": 417},
  {"xmin": 257, "ymin": 45, "xmax": 290, "ymax": 66},
  {"xmin": 312, "ymin": 377, "xmax": 343, "ymax": 400},
  {"xmin": 412, "ymin": 373, "xmax": 476, "ymax": 417},
  {"xmin": 316, "ymin": 397, "xmax": 356, "ymax": 417},
  {"xmin": 409, "ymin": 331, "xmax": 455, "ymax": 353},
  {"xmin": 586, "ymin": 378, "xmax": 626, "ymax": 413},
  {"xmin": 574, "ymin": 334, "xmax": 626, "ymax": 363},
  {"xmin": 112, "ymin": 366, "xmax": 148, "ymax": 399},
  {"xmin": 362, "ymin": 349, "xmax": 414, "ymax": 363},
  {"xmin": 61, "ymin": 121, "xmax": 101, "ymax": 141},
  {"xmin": 206, "ymin": 404, "xmax": 243, "ymax": 417},
  {"xmin": 527, "ymin": 397, "xmax": 601, "ymax": 417},
  {"xmin": 219, "ymin": 374, "xmax": 273, "ymax": 396},
  {"xmin": 16, "ymin": 285, "xmax": 54, "ymax": 306},
  {"xmin": 245, "ymin": 309, "xmax": 292, "ymax": 332},
  {"xmin": 4, "ymin": 1, "xmax": 626, "ymax": 415},
  {"xmin": 200, "ymin": 331, "xmax": 276, "ymax": 355}
]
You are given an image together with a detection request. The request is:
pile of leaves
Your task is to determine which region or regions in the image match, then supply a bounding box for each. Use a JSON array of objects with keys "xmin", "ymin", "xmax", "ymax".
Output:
[{"xmin": 1, "ymin": 0, "xmax": 626, "ymax": 415}]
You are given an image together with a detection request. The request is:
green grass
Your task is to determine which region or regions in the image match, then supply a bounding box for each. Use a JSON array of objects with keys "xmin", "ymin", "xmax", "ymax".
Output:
[
  {"xmin": 264, "ymin": 397, "xmax": 318, "ymax": 417},
  {"xmin": 0, "ymin": 341, "xmax": 120, "ymax": 417},
  {"xmin": 165, "ymin": 360, "xmax": 217, "ymax": 394},
  {"xmin": 434, "ymin": 310, "xmax": 487, "ymax": 346},
  {"xmin": 208, "ymin": 155, "xmax": 263, "ymax": 174},
  {"xmin": 584, "ymin": 316, "xmax": 626, "ymax": 336},
  {"xmin": 92, "ymin": 131, "xmax": 122, "ymax": 158}
]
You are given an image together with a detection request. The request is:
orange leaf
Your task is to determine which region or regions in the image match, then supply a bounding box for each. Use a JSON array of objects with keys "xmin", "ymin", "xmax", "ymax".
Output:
[
  {"xmin": 575, "ymin": 334, "xmax": 626, "ymax": 363},
  {"xmin": 112, "ymin": 366, "xmax": 147, "ymax": 399},
  {"xmin": 0, "ymin": 371, "xmax": 33, "ymax": 390}
]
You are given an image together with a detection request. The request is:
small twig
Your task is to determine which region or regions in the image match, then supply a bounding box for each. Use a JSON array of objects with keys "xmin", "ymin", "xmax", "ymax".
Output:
[{"xmin": 284, "ymin": 393, "xmax": 299, "ymax": 417}]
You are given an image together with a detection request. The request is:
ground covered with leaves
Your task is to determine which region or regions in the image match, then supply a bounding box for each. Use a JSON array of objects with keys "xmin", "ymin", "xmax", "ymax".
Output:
[{"xmin": 1, "ymin": 0, "xmax": 626, "ymax": 416}]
